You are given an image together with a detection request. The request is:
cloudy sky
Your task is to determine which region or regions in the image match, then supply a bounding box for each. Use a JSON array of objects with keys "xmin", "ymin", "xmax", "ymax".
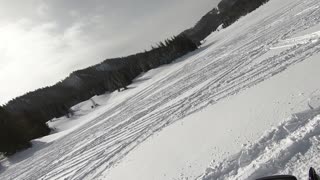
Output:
[{"xmin": 0, "ymin": 0, "xmax": 219, "ymax": 104}]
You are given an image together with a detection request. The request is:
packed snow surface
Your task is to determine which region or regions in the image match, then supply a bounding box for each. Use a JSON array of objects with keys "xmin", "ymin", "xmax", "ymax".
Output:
[{"xmin": 1, "ymin": 0, "xmax": 320, "ymax": 179}]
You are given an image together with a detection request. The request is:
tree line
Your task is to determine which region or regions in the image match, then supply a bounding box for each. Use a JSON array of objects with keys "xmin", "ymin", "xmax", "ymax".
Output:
[
  {"xmin": 181, "ymin": 0, "xmax": 269, "ymax": 42},
  {"xmin": 218, "ymin": 0, "xmax": 269, "ymax": 28}
]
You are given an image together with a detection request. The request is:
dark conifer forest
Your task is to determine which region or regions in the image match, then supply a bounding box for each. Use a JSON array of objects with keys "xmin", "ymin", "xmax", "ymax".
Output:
[
  {"xmin": 218, "ymin": 0, "xmax": 269, "ymax": 27},
  {"xmin": 0, "ymin": 0, "xmax": 269, "ymax": 155}
]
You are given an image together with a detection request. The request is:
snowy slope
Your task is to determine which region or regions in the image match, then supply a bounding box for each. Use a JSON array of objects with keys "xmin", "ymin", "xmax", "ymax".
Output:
[
  {"xmin": 1, "ymin": 0, "xmax": 320, "ymax": 179},
  {"xmin": 201, "ymin": 107, "xmax": 320, "ymax": 180},
  {"xmin": 105, "ymin": 53, "xmax": 320, "ymax": 180},
  {"xmin": 105, "ymin": 0, "xmax": 320, "ymax": 179}
]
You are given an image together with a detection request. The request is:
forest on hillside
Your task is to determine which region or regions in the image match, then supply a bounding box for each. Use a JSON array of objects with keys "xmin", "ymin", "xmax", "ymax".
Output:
[
  {"xmin": 0, "ymin": 0, "xmax": 269, "ymax": 155},
  {"xmin": 0, "ymin": 35, "xmax": 197, "ymax": 155}
]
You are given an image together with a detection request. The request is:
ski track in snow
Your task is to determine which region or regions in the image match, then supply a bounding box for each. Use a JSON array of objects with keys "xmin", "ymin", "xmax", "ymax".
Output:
[{"xmin": 1, "ymin": 0, "xmax": 320, "ymax": 179}]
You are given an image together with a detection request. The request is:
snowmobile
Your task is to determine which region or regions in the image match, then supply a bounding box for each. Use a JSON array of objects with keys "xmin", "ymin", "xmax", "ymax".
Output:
[{"xmin": 256, "ymin": 167, "xmax": 319, "ymax": 180}]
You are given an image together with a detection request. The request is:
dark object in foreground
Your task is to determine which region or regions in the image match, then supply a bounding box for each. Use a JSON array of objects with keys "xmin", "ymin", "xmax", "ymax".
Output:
[
  {"xmin": 256, "ymin": 175, "xmax": 297, "ymax": 180},
  {"xmin": 310, "ymin": 167, "xmax": 320, "ymax": 180},
  {"xmin": 256, "ymin": 167, "xmax": 319, "ymax": 180}
]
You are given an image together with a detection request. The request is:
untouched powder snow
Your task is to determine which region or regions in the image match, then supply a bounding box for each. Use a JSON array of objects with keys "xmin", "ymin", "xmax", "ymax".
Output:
[{"xmin": 1, "ymin": 0, "xmax": 320, "ymax": 179}]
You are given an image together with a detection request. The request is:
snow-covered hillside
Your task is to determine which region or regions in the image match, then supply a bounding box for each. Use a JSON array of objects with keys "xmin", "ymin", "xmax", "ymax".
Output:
[{"xmin": 1, "ymin": 0, "xmax": 320, "ymax": 179}]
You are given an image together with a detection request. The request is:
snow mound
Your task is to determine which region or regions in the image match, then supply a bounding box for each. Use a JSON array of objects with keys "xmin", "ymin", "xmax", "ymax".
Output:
[
  {"xmin": 271, "ymin": 30, "xmax": 320, "ymax": 50},
  {"xmin": 308, "ymin": 93, "xmax": 320, "ymax": 110},
  {"xmin": 201, "ymin": 107, "xmax": 320, "ymax": 180}
]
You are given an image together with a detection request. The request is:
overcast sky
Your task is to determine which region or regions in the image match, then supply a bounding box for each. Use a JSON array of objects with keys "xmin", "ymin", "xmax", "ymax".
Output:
[{"xmin": 0, "ymin": 0, "xmax": 219, "ymax": 104}]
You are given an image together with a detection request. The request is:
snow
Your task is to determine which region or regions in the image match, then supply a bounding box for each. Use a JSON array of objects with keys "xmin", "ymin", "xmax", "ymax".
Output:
[
  {"xmin": 1, "ymin": 0, "xmax": 320, "ymax": 179},
  {"xmin": 270, "ymin": 30, "xmax": 320, "ymax": 50},
  {"xmin": 201, "ymin": 107, "xmax": 320, "ymax": 180},
  {"xmin": 42, "ymin": 63, "xmax": 189, "ymax": 143},
  {"xmin": 104, "ymin": 44, "xmax": 320, "ymax": 180},
  {"xmin": 103, "ymin": 0, "xmax": 320, "ymax": 179}
]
